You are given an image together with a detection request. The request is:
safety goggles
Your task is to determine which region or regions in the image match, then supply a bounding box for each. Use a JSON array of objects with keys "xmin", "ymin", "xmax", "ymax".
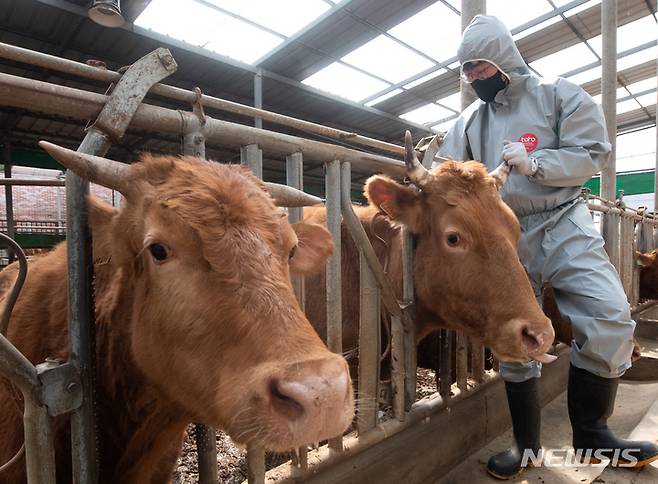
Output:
[{"xmin": 460, "ymin": 60, "xmax": 501, "ymax": 83}]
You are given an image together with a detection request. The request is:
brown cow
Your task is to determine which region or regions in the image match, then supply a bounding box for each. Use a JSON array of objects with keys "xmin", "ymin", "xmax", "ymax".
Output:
[
  {"xmin": 636, "ymin": 249, "xmax": 658, "ymax": 300},
  {"xmin": 0, "ymin": 142, "xmax": 354, "ymax": 484},
  {"xmin": 304, "ymin": 132, "xmax": 555, "ymax": 365}
]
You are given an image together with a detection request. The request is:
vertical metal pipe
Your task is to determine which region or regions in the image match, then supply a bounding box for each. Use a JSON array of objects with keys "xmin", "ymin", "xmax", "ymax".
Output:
[
  {"xmin": 184, "ymin": 128, "xmax": 218, "ymax": 484},
  {"xmin": 439, "ymin": 329, "xmax": 453, "ymax": 400},
  {"xmin": 460, "ymin": 0, "xmax": 486, "ymax": 109},
  {"xmin": 286, "ymin": 153, "xmax": 305, "ymax": 310},
  {"xmin": 601, "ymin": 0, "xmax": 617, "ymax": 253},
  {"xmin": 471, "ymin": 342, "xmax": 484, "ymax": 383},
  {"xmin": 22, "ymin": 392, "xmax": 56, "ymax": 484},
  {"xmin": 2, "ymin": 139, "xmax": 15, "ymax": 263},
  {"xmin": 247, "ymin": 444, "xmax": 265, "ymax": 484},
  {"xmin": 286, "ymin": 151, "xmax": 308, "ymax": 470},
  {"xmin": 390, "ymin": 313, "xmax": 405, "ymax": 420},
  {"xmin": 607, "ymin": 210, "xmax": 621, "ymax": 272},
  {"xmin": 357, "ymin": 248, "xmax": 380, "ymax": 433},
  {"xmin": 254, "ymin": 68, "xmax": 263, "ymax": 130},
  {"xmin": 325, "ymin": 159, "xmax": 343, "ymax": 451},
  {"xmin": 456, "ymin": 333, "xmax": 467, "ymax": 391},
  {"xmin": 195, "ymin": 425, "xmax": 217, "ymax": 484},
  {"xmin": 68, "ymin": 134, "xmax": 110, "ymax": 484},
  {"xmin": 619, "ymin": 213, "xmax": 634, "ymax": 301},
  {"xmin": 241, "ymin": 144, "xmax": 263, "ymax": 180},
  {"xmin": 401, "ymin": 228, "xmax": 416, "ymax": 410},
  {"xmin": 341, "ymin": 162, "xmax": 379, "ymax": 433}
]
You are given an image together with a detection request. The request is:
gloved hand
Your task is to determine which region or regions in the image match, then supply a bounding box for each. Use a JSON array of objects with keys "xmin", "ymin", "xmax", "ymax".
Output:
[{"xmin": 502, "ymin": 140, "xmax": 538, "ymax": 176}]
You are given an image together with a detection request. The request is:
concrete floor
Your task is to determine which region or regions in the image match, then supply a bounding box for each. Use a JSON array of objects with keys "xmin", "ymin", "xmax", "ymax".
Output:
[{"xmin": 436, "ymin": 379, "xmax": 658, "ymax": 484}]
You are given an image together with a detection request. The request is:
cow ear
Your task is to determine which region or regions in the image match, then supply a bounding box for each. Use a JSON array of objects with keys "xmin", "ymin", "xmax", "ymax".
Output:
[
  {"xmin": 364, "ymin": 175, "xmax": 426, "ymax": 233},
  {"xmin": 289, "ymin": 222, "xmax": 334, "ymax": 275},
  {"xmin": 636, "ymin": 251, "xmax": 656, "ymax": 268}
]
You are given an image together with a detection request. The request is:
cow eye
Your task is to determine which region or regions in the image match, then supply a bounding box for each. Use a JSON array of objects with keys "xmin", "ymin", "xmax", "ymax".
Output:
[
  {"xmin": 289, "ymin": 246, "xmax": 297, "ymax": 260},
  {"xmin": 149, "ymin": 243, "xmax": 170, "ymax": 263},
  {"xmin": 446, "ymin": 233, "xmax": 460, "ymax": 247}
]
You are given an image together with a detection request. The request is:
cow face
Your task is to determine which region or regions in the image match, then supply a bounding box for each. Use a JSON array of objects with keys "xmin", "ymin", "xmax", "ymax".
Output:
[
  {"xmin": 363, "ymin": 132, "xmax": 554, "ymax": 363},
  {"xmin": 39, "ymin": 142, "xmax": 354, "ymax": 452}
]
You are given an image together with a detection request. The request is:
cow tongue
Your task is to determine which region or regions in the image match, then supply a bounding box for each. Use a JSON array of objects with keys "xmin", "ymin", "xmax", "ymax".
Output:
[{"xmin": 532, "ymin": 353, "xmax": 558, "ymax": 364}]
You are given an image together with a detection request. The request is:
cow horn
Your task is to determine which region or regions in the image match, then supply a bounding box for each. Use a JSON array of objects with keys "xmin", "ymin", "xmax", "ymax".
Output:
[
  {"xmin": 264, "ymin": 182, "xmax": 323, "ymax": 207},
  {"xmin": 38, "ymin": 141, "xmax": 131, "ymax": 194},
  {"xmin": 404, "ymin": 130, "xmax": 433, "ymax": 188},
  {"xmin": 421, "ymin": 135, "xmax": 441, "ymax": 168},
  {"xmin": 489, "ymin": 161, "xmax": 511, "ymax": 190}
]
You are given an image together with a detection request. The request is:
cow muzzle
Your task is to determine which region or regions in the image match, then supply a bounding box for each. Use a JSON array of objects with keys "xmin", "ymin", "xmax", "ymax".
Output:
[{"xmin": 492, "ymin": 317, "xmax": 556, "ymax": 363}]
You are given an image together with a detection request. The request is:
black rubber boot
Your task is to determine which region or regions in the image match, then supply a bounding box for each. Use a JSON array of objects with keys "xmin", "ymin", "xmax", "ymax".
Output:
[
  {"xmin": 487, "ymin": 378, "xmax": 541, "ymax": 480},
  {"xmin": 568, "ymin": 364, "xmax": 658, "ymax": 466}
]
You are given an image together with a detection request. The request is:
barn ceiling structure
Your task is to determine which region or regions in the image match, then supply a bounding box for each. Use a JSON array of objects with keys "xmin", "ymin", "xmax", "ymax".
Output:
[{"xmin": 0, "ymin": 0, "xmax": 656, "ymax": 191}]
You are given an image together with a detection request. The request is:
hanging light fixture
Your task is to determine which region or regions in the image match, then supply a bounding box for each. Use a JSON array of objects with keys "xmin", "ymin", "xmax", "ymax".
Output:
[{"xmin": 88, "ymin": 0, "xmax": 125, "ymax": 28}]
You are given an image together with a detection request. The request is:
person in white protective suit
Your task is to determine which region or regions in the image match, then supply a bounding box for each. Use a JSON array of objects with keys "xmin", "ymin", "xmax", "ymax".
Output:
[{"xmin": 438, "ymin": 15, "xmax": 658, "ymax": 480}]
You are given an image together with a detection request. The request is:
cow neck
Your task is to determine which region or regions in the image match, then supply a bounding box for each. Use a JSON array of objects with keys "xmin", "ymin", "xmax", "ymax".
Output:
[{"xmin": 92, "ymin": 262, "xmax": 189, "ymax": 482}]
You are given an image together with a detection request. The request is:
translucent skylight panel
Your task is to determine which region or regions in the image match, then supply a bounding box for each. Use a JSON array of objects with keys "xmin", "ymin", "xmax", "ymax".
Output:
[
  {"xmin": 205, "ymin": 0, "xmax": 330, "ymax": 37},
  {"xmin": 588, "ymin": 17, "xmax": 657, "ymax": 57},
  {"xmin": 364, "ymin": 89, "xmax": 403, "ymax": 107},
  {"xmin": 617, "ymin": 99, "xmax": 641, "ymax": 114},
  {"xmin": 400, "ymin": 103, "xmax": 454, "ymax": 125},
  {"xmin": 135, "ymin": 0, "xmax": 283, "ymax": 64},
  {"xmin": 437, "ymin": 92, "xmax": 462, "ymax": 111},
  {"xmin": 487, "ymin": 0, "xmax": 552, "ymax": 30},
  {"xmin": 136, "ymin": 0, "xmax": 220, "ymax": 47},
  {"xmin": 616, "ymin": 127, "xmax": 656, "ymax": 172},
  {"xmin": 403, "ymin": 69, "xmax": 446, "ymax": 89},
  {"xmin": 564, "ymin": 0, "xmax": 601, "ymax": 17},
  {"xmin": 512, "ymin": 16, "xmax": 561, "ymax": 40},
  {"xmin": 618, "ymin": 47, "xmax": 656, "ymax": 71},
  {"xmin": 302, "ymin": 62, "xmax": 389, "ymax": 102},
  {"xmin": 635, "ymin": 92, "xmax": 656, "ymax": 107},
  {"xmin": 341, "ymin": 35, "xmax": 434, "ymax": 84},
  {"xmin": 430, "ymin": 117, "xmax": 458, "ymax": 134},
  {"xmin": 627, "ymin": 77, "xmax": 657, "ymax": 95},
  {"xmin": 530, "ymin": 43, "xmax": 598, "ymax": 78},
  {"xmin": 566, "ymin": 65, "xmax": 601, "ymax": 85},
  {"xmin": 388, "ymin": 2, "xmax": 461, "ymax": 64}
]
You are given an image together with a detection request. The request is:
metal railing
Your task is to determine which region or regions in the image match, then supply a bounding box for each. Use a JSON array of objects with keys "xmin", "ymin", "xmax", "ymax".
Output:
[{"xmin": 0, "ymin": 43, "xmax": 651, "ymax": 484}]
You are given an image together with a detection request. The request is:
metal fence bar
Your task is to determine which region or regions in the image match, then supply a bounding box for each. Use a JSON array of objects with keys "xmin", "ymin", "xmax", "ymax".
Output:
[
  {"xmin": 2, "ymin": 140, "xmax": 15, "ymax": 264},
  {"xmin": 0, "ymin": 72, "xmax": 407, "ymax": 177},
  {"xmin": 325, "ymin": 159, "xmax": 343, "ymax": 452},
  {"xmin": 358, "ymin": 249, "xmax": 380, "ymax": 433},
  {"xmin": 439, "ymin": 329, "xmax": 453, "ymax": 400},
  {"xmin": 604, "ymin": 209, "xmax": 621, "ymax": 272},
  {"xmin": 286, "ymin": 152, "xmax": 305, "ymax": 306},
  {"xmin": 285, "ymin": 151, "xmax": 308, "ymax": 470},
  {"xmin": 0, "ymin": 41, "xmax": 430, "ymax": 159},
  {"xmin": 619, "ymin": 213, "xmax": 634, "ymax": 301},
  {"xmin": 182, "ymin": 116, "xmax": 218, "ymax": 484},
  {"xmin": 241, "ymin": 144, "xmax": 263, "ymax": 179},
  {"xmin": 401, "ymin": 228, "xmax": 415, "ymax": 410},
  {"xmin": 247, "ymin": 445, "xmax": 265, "ymax": 484},
  {"xmin": 471, "ymin": 342, "xmax": 485, "ymax": 383},
  {"xmin": 456, "ymin": 332, "xmax": 467, "ymax": 391},
  {"xmin": 338, "ymin": 162, "xmax": 379, "ymax": 433},
  {"xmin": 67, "ymin": 47, "xmax": 176, "ymax": 484}
]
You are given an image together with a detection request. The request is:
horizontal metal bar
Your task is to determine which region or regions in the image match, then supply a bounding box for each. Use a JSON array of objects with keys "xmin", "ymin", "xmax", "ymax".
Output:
[
  {"xmin": 0, "ymin": 41, "xmax": 423, "ymax": 155},
  {"xmin": 0, "ymin": 72, "xmax": 407, "ymax": 176},
  {"xmin": 0, "ymin": 333, "xmax": 39, "ymax": 394},
  {"xmin": 0, "ymin": 178, "xmax": 64, "ymax": 186}
]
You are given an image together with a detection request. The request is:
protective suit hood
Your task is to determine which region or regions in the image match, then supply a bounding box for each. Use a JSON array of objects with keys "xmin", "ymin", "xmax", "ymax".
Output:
[{"xmin": 458, "ymin": 15, "xmax": 529, "ymax": 77}]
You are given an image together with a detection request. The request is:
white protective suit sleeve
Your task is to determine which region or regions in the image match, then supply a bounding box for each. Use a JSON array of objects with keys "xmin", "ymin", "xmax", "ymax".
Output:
[{"xmin": 530, "ymin": 79, "xmax": 612, "ymax": 188}]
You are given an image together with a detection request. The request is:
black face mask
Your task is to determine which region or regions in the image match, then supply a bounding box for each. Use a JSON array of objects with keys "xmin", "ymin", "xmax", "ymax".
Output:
[{"xmin": 471, "ymin": 71, "xmax": 507, "ymax": 103}]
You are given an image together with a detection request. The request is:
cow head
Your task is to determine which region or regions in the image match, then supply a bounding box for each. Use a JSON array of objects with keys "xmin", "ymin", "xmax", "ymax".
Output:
[
  {"xmin": 364, "ymin": 131, "xmax": 554, "ymax": 363},
  {"xmin": 39, "ymin": 142, "xmax": 354, "ymax": 452}
]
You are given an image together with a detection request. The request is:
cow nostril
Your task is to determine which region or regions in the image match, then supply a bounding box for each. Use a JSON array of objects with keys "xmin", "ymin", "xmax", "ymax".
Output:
[
  {"xmin": 521, "ymin": 327, "xmax": 541, "ymax": 352},
  {"xmin": 269, "ymin": 379, "xmax": 305, "ymax": 421}
]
